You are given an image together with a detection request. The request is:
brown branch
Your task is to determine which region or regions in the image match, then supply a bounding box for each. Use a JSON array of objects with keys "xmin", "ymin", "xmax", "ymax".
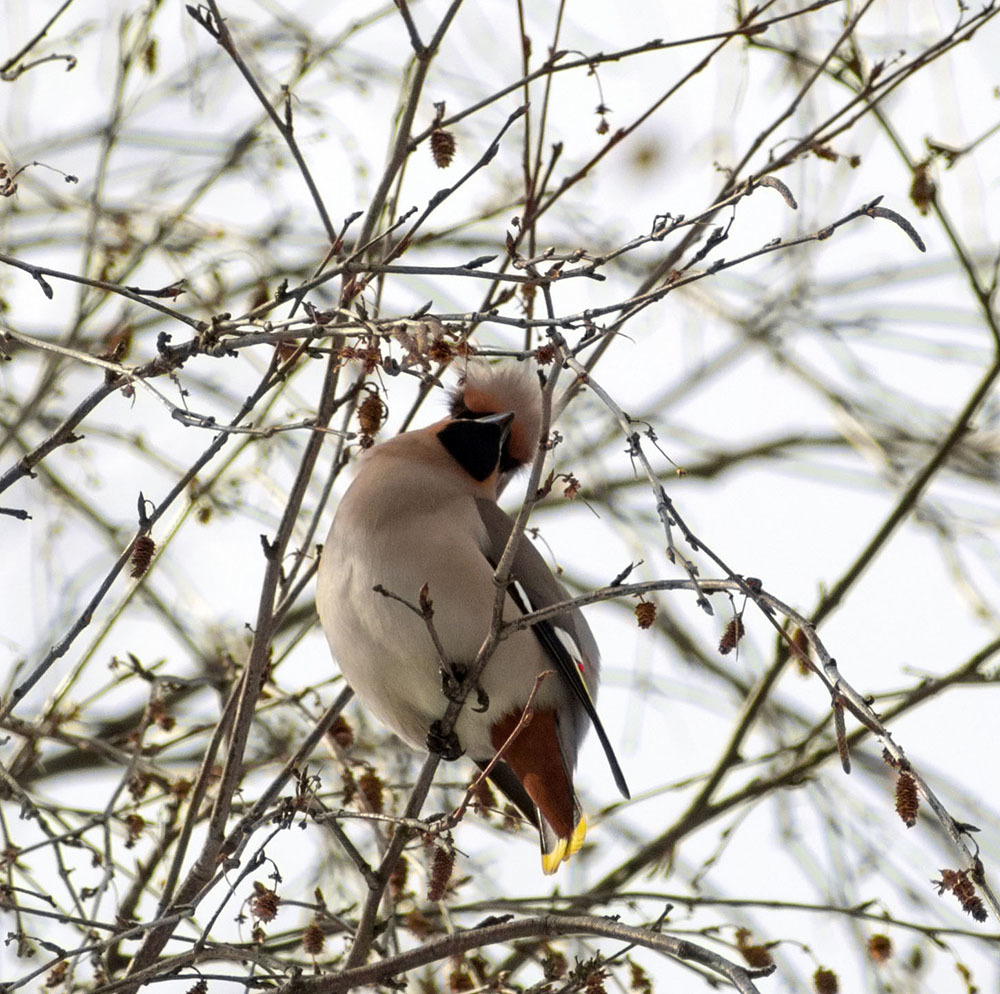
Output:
[
  {"xmin": 114, "ymin": 283, "xmax": 348, "ymax": 981},
  {"xmin": 0, "ymin": 251, "xmax": 198, "ymax": 326},
  {"xmin": 0, "ymin": 356, "xmax": 288, "ymax": 720},
  {"xmin": 406, "ymin": 0, "xmax": 843, "ymax": 149},
  {"xmin": 199, "ymin": 1, "xmax": 336, "ymax": 241},
  {"xmin": 0, "ymin": 0, "xmax": 76, "ymax": 76},
  {"xmin": 284, "ymin": 913, "xmax": 771, "ymax": 994}
]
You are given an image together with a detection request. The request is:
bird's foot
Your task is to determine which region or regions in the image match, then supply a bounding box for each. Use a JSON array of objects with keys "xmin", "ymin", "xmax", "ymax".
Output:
[
  {"xmin": 427, "ymin": 721, "xmax": 463, "ymax": 761},
  {"xmin": 440, "ymin": 663, "xmax": 490, "ymax": 712},
  {"xmin": 472, "ymin": 684, "xmax": 489, "ymax": 713},
  {"xmin": 440, "ymin": 663, "xmax": 466, "ymax": 701}
]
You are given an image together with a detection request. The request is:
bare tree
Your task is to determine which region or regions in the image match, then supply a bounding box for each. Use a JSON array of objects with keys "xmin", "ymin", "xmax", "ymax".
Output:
[{"xmin": 2, "ymin": 2, "xmax": 999, "ymax": 992}]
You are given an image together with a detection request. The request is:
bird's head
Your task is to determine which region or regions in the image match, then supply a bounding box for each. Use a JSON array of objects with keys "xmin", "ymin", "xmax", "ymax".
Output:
[
  {"xmin": 447, "ymin": 360, "xmax": 542, "ymax": 489},
  {"xmin": 435, "ymin": 410, "xmax": 515, "ymax": 484}
]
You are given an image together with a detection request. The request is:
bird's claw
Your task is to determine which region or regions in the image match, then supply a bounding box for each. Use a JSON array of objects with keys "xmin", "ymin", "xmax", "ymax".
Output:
[
  {"xmin": 440, "ymin": 664, "xmax": 489, "ymax": 712},
  {"xmin": 440, "ymin": 663, "xmax": 467, "ymax": 701},
  {"xmin": 472, "ymin": 685, "xmax": 489, "ymax": 713},
  {"xmin": 427, "ymin": 721, "xmax": 463, "ymax": 761}
]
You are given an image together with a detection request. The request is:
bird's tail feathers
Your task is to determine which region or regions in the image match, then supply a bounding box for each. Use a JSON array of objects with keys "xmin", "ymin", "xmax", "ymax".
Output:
[{"xmin": 540, "ymin": 809, "xmax": 587, "ymax": 874}]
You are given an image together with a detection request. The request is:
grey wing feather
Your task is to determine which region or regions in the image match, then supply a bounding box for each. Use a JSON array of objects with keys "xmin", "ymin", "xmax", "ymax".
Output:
[
  {"xmin": 475, "ymin": 759, "xmax": 537, "ymax": 826},
  {"xmin": 474, "ymin": 498, "xmax": 630, "ymax": 799}
]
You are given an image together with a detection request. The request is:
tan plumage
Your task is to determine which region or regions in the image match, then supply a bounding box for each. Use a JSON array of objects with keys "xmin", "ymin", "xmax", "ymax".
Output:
[{"xmin": 317, "ymin": 360, "xmax": 628, "ymax": 871}]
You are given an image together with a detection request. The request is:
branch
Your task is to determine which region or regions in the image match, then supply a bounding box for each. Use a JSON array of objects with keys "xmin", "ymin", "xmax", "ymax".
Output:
[
  {"xmin": 199, "ymin": 1, "xmax": 336, "ymax": 241},
  {"xmin": 0, "ymin": 0, "xmax": 76, "ymax": 76},
  {"xmin": 282, "ymin": 913, "xmax": 771, "ymax": 994},
  {"xmin": 0, "ymin": 251, "xmax": 198, "ymax": 326}
]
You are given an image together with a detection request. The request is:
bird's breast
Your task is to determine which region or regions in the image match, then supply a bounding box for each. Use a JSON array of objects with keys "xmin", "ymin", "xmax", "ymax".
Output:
[{"xmin": 317, "ymin": 491, "xmax": 565, "ymax": 758}]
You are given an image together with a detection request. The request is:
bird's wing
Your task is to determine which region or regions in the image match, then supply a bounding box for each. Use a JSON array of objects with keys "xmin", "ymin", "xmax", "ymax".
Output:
[
  {"xmin": 474, "ymin": 758, "xmax": 538, "ymax": 826},
  {"xmin": 474, "ymin": 497, "xmax": 630, "ymax": 799}
]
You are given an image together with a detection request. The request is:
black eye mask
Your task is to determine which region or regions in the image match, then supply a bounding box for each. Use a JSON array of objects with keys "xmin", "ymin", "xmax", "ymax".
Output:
[{"xmin": 436, "ymin": 414, "xmax": 512, "ymax": 482}]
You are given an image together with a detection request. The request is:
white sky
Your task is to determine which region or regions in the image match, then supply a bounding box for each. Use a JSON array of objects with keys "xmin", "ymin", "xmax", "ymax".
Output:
[{"xmin": 2, "ymin": 1, "xmax": 1000, "ymax": 991}]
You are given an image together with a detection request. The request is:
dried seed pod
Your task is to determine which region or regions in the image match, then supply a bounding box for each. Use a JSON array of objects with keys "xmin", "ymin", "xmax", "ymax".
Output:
[
  {"xmin": 628, "ymin": 962, "xmax": 651, "ymax": 994},
  {"xmin": 791, "ymin": 626, "xmax": 812, "ymax": 675},
  {"xmin": 357, "ymin": 388, "xmax": 386, "ymax": 437},
  {"xmin": 542, "ymin": 946, "xmax": 568, "ymax": 980},
  {"xmin": 250, "ymin": 883, "xmax": 280, "ymax": 923},
  {"xmin": 562, "ymin": 474, "xmax": 581, "ymax": 499},
  {"xmin": 45, "ymin": 962, "xmax": 69, "ymax": 988},
  {"xmin": 867, "ymin": 934, "xmax": 892, "ymax": 962},
  {"xmin": 735, "ymin": 928, "xmax": 774, "ymax": 969},
  {"xmin": 302, "ymin": 919, "xmax": 325, "ymax": 955},
  {"xmin": 405, "ymin": 908, "xmax": 432, "ymax": 938},
  {"xmin": 360, "ymin": 344, "xmax": 382, "ymax": 373},
  {"xmin": 813, "ymin": 967, "xmax": 838, "ymax": 994},
  {"xmin": 964, "ymin": 894, "xmax": 988, "ymax": 923},
  {"xmin": 811, "ymin": 142, "xmax": 838, "ymax": 162},
  {"xmin": 340, "ymin": 767, "xmax": 357, "ymax": 805},
  {"xmin": 910, "ymin": 160, "xmax": 935, "ymax": 216},
  {"xmin": 172, "ymin": 777, "xmax": 192, "ymax": 800},
  {"xmin": 358, "ymin": 767, "xmax": 384, "ymax": 813},
  {"xmin": 895, "ymin": 770, "xmax": 919, "ymax": 827},
  {"xmin": 427, "ymin": 845, "xmax": 455, "ymax": 902},
  {"xmin": 149, "ymin": 695, "xmax": 175, "ymax": 731},
  {"xmin": 449, "ymin": 957, "xmax": 474, "ymax": 992},
  {"xmin": 130, "ymin": 535, "xmax": 156, "ymax": 578},
  {"xmin": 329, "ymin": 714, "xmax": 354, "ymax": 749},
  {"xmin": 585, "ymin": 964, "xmax": 609, "ymax": 994},
  {"xmin": 431, "ymin": 128, "xmax": 457, "ymax": 168},
  {"xmin": 635, "ymin": 600, "xmax": 656, "ymax": 630},
  {"xmin": 718, "ymin": 616, "xmax": 745, "ymax": 655},
  {"xmin": 595, "ymin": 109, "xmax": 610, "ymax": 136},
  {"xmin": 128, "ymin": 773, "xmax": 152, "ymax": 801},
  {"xmin": 428, "ymin": 336, "xmax": 454, "ymax": 362},
  {"xmin": 934, "ymin": 868, "xmax": 988, "ymax": 922},
  {"xmin": 934, "ymin": 867, "xmax": 962, "ymax": 893}
]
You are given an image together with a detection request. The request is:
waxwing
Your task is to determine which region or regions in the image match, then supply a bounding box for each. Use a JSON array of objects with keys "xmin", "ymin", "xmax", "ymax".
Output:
[{"xmin": 316, "ymin": 360, "xmax": 629, "ymax": 872}]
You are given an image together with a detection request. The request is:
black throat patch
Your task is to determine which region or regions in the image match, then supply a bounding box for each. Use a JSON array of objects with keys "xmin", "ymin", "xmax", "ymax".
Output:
[
  {"xmin": 436, "ymin": 419, "xmax": 506, "ymax": 482},
  {"xmin": 451, "ymin": 401, "xmax": 520, "ymax": 474}
]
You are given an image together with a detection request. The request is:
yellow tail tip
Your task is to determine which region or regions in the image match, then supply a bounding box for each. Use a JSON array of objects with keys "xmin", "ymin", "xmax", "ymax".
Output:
[
  {"xmin": 568, "ymin": 814, "xmax": 588, "ymax": 855},
  {"xmin": 541, "ymin": 816, "xmax": 588, "ymax": 874}
]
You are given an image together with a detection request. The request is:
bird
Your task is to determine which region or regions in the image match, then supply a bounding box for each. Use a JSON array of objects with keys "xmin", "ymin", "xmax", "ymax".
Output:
[{"xmin": 316, "ymin": 359, "xmax": 629, "ymax": 872}]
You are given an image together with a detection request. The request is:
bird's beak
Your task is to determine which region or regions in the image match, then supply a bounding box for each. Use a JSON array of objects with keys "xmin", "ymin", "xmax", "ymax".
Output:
[{"xmin": 476, "ymin": 410, "xmax": 515, "ymax": 444}]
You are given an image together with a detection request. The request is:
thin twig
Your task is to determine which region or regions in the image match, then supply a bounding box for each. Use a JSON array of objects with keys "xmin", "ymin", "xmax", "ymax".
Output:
[
  {"xmin": 0, "ymin": 0, "xmax": 76, "ymax": 75},
  {"xmin": 443, "ymin": 669, "xmax": 554, "ymax": 830}
]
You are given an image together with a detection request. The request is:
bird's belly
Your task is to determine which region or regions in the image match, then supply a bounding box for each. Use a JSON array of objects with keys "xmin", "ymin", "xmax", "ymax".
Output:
[{"xmin": 318, "ymin": 529, "xmax": 558, "ymax": 759}]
